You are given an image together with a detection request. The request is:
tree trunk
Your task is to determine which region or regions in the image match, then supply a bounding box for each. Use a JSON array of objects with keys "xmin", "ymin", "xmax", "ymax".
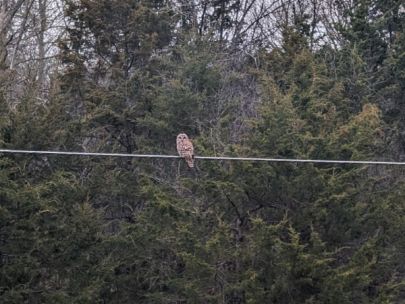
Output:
[
  {"xmin": 0, "ymin": 0, "xmax": 27, "ymax": 70},
  {"xmin": 37, "ymin": 0, "xmax": 47, "ymax": 88}
]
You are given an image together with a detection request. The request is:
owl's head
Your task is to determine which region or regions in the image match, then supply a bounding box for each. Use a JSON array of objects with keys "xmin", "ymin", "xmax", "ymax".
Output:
[{"xmin": 177, "ymin": 133, "xmax": 189, "ymax": 142}]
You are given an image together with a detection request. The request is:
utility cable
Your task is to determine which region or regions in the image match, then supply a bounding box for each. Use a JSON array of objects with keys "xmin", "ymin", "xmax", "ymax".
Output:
[{"xmin": 1, "ymin": 149, "xmax": 405, "ymax": 165}]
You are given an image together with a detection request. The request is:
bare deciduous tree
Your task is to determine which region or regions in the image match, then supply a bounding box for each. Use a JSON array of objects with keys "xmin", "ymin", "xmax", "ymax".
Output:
[
  {"xmin": 1, "ymin": 0, "xmax": 64, "ymax": 104},
  {"xmin": 0, "ymin": 0, "xmax": 26, "ymax": 69}
]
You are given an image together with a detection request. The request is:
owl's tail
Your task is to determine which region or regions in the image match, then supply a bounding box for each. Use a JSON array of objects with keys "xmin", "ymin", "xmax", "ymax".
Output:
[{"xmin": 185, "ymin": 155, "xmax": 194, "ymax": 168}]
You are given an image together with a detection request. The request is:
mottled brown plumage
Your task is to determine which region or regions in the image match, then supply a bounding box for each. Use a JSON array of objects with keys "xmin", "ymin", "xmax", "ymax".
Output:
[{"xmin": 176, "ymin": 133, "xmax": 194, "ymax": 168}]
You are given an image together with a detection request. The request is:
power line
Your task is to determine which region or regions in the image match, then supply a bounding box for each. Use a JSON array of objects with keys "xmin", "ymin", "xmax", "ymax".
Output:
[{"xmin": 1, "ymin": 149, "xmax": 405, "ymax": 166}]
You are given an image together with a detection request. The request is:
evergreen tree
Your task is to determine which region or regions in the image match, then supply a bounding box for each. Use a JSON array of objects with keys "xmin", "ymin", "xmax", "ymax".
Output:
[{"xmin": 1, "ymin": 0, "xmax": 404, "ymax": 303}]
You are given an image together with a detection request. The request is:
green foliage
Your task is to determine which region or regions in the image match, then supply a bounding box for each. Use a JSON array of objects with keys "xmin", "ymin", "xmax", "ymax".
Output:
[
  {"xmin": 1, "ymin": 0, "xmax": 404, "ymax": 303},
  {"xmin": 0, "ymin": 166, "xmax": 108, "ymax": 303}
]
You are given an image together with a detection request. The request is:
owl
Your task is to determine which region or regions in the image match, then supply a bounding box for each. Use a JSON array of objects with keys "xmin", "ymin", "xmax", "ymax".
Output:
[{"xmin": 176, "ymin": 133, "xmax": 194, "ymax": 168}]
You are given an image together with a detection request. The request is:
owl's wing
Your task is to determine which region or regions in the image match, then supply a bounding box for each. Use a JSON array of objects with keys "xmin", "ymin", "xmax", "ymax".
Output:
[{"xmin": 185, "ymin": 142, "xmax": 194, "ymax": 155}]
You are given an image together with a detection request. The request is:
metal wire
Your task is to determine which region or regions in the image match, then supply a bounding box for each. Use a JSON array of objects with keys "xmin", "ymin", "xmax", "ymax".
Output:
[{"xmin": 1, "ymin": 149, "xmax": 405, "ymax": 165}]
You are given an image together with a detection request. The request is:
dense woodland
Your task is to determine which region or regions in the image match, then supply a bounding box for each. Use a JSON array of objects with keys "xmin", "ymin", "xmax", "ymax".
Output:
[{"xmin": 1, "ymin": 0, "xmax": 405, "ymax": 303}]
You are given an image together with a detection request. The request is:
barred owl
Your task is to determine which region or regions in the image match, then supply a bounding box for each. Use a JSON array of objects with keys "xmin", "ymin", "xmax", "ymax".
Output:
[{"xmin": 176, "ymin": 133, "xmax": 194, "ymax": 168}]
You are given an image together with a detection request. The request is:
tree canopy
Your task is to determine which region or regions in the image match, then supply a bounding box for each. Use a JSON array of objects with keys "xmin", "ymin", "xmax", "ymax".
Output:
[{"xmin": 1, "ymin": 0, "xmax": 405, "ymax": 303}]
